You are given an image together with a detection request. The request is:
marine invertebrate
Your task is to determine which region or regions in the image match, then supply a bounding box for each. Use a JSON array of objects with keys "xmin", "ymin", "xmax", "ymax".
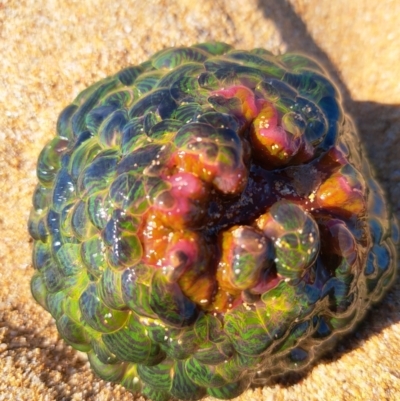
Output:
[{"xmin": 28, "ymin": 42, "xmax": 398, "ymax": 400}]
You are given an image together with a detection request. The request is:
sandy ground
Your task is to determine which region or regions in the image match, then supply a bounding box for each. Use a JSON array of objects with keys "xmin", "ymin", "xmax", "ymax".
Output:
[{"xmin": 1, "ymin": 1, "xmax": 400, "ymax": 400}]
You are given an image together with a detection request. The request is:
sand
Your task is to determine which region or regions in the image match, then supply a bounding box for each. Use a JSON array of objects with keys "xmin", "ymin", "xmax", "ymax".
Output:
[{"xmin": 1, "ymin": 1, "xmax": 399, "ymax": 400}]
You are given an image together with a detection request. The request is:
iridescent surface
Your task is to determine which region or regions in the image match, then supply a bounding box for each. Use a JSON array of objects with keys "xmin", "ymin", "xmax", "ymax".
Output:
[{"xmin": 28, "ymin": 42, "xmax": 398, "ymax": 401}]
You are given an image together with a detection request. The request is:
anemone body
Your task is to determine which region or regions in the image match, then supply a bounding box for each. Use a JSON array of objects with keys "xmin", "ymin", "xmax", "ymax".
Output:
[{"xmin": 29, "ymin": 42, "xmax": 398, "ymax": 401}]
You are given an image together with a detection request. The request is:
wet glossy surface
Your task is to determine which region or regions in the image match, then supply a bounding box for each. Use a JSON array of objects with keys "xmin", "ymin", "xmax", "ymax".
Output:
[{"xmin": 29, "ymin": 42, "xmax": 398, "ymax": 401}]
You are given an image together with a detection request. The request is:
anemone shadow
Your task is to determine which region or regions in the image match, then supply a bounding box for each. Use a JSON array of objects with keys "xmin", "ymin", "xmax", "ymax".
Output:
[{"xmin": 255, "ymin": 0, "xmax": 400, "ymax": 385}]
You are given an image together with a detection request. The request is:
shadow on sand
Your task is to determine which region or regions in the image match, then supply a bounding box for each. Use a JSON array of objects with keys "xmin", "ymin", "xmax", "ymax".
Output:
[{"xmin": 256, "ymin": 0, "xmax": 400, "ymax": 387}]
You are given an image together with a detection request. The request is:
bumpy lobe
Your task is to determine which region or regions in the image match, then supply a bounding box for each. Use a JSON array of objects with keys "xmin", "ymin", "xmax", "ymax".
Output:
[{"xmin": 28, "ymin": 42, "xmax": 398, "ymax": 401}]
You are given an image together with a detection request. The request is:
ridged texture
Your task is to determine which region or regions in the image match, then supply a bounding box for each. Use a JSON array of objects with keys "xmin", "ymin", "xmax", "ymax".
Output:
[{"xmin": 28, "ymin": 42, "xmax": 398, "ymax": 401}]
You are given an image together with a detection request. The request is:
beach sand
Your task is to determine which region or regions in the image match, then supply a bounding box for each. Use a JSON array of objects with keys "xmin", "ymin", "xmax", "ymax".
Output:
[{"xmin": 1, "ymin": 1, "xmax": 399, "ymax": 400}]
